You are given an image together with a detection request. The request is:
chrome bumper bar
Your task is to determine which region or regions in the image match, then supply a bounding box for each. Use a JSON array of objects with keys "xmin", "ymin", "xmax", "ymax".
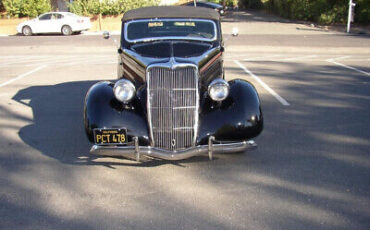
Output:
[{"xmin": 90, "ymin": 136, "xmax": 257, "ymax": 161}]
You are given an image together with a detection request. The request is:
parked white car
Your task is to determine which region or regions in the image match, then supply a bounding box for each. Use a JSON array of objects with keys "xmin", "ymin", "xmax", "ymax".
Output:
[{"xmin": 17, "ymin": 12, "xmax": 91, "ymax": 36}]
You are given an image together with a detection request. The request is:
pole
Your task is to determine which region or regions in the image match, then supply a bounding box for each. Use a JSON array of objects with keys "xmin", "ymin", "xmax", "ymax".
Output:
[
  {"xmin": 194, "ymin": 0, "xmax": 197, "ymax": 7},
  {"xmin": 98, "ymin": 0, "xmax": 102, "ymax": 31},
  {"xmin": 347, "ymin": 0, "xmax": 353, "ymax": 33}
]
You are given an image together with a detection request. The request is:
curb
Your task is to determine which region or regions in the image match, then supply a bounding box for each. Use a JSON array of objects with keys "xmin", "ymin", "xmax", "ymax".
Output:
[
  {"xmin": 81, "ymin": 30, "xmax": 121, "ymax": 36},
  {"xmin": 0, "ymin": 30, "xmax": 121, "ymax": 37}
]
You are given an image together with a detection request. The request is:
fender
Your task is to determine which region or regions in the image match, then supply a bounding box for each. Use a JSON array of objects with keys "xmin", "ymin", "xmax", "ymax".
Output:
[
  {"xmin": 197, "ymin": 79, "xmax": 263, "ymax": 144},
  {"xmin": 84, "ymin": 81, "xmax": 150, "ymax": 145}
]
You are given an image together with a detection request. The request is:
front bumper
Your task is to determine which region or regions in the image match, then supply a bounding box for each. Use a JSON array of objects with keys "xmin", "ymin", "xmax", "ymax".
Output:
[{"xmin": 90, "ymin": 136, "xmax": 257, "ymax": 161}]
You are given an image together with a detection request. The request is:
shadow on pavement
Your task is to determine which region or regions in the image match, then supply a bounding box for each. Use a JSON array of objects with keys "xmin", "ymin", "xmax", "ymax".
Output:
[
  {"xmin": 11, "ymin": 80, "xmax": 169, "ymax": 167},
  {"xmin": 10, "ymin": 81, "xmax": 234, "ymax": 168},
  {"xmin": 0, "ymin": 60, "xmax": 368, "ymax": 229}
]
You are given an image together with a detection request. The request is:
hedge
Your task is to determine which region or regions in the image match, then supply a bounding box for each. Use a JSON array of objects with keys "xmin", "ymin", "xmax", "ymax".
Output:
[
  {"xmin": 3, "ymin": 0, "xmax": 51, "ymax": 17},
  {"xmin": 240, "ymin": 0, "xmax": 369, "ymax": 24},
  {"xmin": 0, "ymin": 1, "xmax": 5, "ymax": 12},
  {"xmin": 67, "ymin": 0, "xmax": 159, "ymax": 16}
]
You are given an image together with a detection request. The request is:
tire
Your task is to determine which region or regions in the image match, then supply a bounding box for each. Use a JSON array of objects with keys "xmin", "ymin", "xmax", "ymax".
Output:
[
  {"xmin": 61, "ymin": 25, "xmax": 72, "ymax": 36},
  {"xmin": 22, "ymin": 26, "xmax": 32, "ymax": 36}
]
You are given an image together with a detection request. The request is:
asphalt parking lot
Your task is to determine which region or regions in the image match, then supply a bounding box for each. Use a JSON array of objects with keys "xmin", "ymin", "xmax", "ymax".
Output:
[{"xmin": 0, "ymin": 10, "xmax": 369, "ymax": 230}]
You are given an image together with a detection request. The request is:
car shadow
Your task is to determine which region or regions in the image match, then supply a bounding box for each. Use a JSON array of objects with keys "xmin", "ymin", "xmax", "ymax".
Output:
[{"xmin": 12, "ymin": 81, "xmax": 231, "ymax": 168}]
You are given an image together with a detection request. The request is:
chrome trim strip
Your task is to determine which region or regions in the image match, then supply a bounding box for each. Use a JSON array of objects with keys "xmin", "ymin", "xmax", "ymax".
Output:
[
  {"xmin": 124, "ymin": 19, "xmax": 217, "ymax": 43},
  {"xmin": 90, "ymin": 140, "xmax": 257, "ymax": 161}
]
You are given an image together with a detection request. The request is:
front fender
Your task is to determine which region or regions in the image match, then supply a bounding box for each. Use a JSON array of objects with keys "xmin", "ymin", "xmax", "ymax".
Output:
[
  {"xmin": 197, "ymin": 79, "xmax": 263, "ymax": 144},
  {"xmin": 83, "ymin": 81, "xmax": 150, "ymax": 145}
]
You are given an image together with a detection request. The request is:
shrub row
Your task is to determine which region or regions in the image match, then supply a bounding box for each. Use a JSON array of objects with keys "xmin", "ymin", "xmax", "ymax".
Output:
[
  {"xmin": 3, "ymin": 0, "xmax": 51, "ymax": 17},
  {"xmin": 67, "ymin": 0, "xmax": 159, "ymax": 16},
  {"xmin": 0, "ymin": 1, "xmax": 5, "ymax": 12},
  {"xmin": 240, "ymin": 0, "xmax": 369, "ymax": 24}
]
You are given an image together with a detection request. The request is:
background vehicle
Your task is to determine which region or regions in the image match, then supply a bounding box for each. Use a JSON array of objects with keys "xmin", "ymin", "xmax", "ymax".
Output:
[
  {"xmin": 84, "ymin": 6, "xmax": 263, "ymax": 161},
  {"xmin": 17, "ymin": 12, "xmax": 91, "ymax": 36},
  {"xmin": 182, "ymin": 1, "xmax": 226, "ymax": 16}
]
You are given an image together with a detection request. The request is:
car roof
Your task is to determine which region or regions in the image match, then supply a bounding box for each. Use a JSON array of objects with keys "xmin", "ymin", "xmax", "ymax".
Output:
[
  {"xmin": 186, "ymin": 1, "xmax": 222, "ymax": 8},
  {"xmin": 39, "ymin": 12, "xmax": 79, "ymax": 15},
  {"xmin": 122, "ymin": 6, "xmax": 220, "ymax": 22}
]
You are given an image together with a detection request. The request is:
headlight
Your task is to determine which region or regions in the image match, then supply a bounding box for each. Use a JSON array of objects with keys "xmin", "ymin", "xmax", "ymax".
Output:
[
  {"xmin": 113, "ymin": 79, "xmax": 136, "ymax": 103},
  {"xmin": 208, "ymin": 79, "xmax": 229, "ymax": 102}
]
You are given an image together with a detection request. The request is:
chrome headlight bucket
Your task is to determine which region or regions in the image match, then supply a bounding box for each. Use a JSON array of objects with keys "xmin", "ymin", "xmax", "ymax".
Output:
[
  {"xmin": 208, "ymin": 78, "xmax": 229, "ymax": 102},
  {"xmin": 113, "ymin": 79, "xmax": 136, "ymax": 103}
]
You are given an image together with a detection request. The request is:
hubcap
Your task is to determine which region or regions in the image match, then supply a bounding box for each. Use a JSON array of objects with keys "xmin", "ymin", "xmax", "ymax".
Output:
[
  {"xmin": 63, "ymin": 27, "xmax": 70, "ymax": 35},
  {"xmin": 23, "ymin": 28, "xmax": 30, "ymax": 35}
]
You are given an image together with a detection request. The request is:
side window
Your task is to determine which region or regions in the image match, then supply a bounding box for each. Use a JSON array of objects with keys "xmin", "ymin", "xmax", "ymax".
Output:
[
  {"xmin": 39, "ymin": 14, "xmax": 51, "ymax": 20},
  {"xmin": 54, "ymin": 14, "xmax": 63, "ymax": 19}
]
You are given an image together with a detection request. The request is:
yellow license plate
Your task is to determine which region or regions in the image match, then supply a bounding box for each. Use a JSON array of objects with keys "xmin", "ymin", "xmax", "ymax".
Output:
[{"xmin": 93, "ymin": 128, "xmax": 127, "ymax": 144}]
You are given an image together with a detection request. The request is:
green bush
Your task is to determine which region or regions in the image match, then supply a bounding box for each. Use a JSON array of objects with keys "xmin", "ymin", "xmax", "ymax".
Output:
[
  {"xmin": 67, "ymin": 0, "xmax": 159, "ymax": 16},
  {"xmin": 240, "ymin": 0, "xmax": 263, "ymax": 9},
  {"xmin": 241, "ymin": 0, "xmax": 369, "ymax": 25},
  {"xmin": 0, "ymin": 0, "xmax": 5, "ymax": 12},
  {"xmin": 3, "ymin": 0, "xmax": 51, "ymax": 17},
  {"xmin": 355, "ymin": 0, "xmax": 370, "ymax": 24}
]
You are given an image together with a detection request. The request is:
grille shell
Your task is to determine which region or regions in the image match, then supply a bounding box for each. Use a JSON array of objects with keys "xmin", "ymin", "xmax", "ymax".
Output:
[{"xmin": 147, "ymin": 65, "xmax": 199, "ymax": 151}]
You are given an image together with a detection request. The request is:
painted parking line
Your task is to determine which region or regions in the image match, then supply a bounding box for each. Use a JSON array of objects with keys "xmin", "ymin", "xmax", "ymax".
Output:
[
  {"xmin": 281, "ymin": 55, "xmax": 318, "ymax": 61},
  {"xmin": 0, "ymin": 65, "xmax": 47, "ymax": 88},
  {"xmin": 0, "ymin": 55, "xmax": 114, "ymax": 67},
  {"xmin": 0, "ymin": 56, "xmax": 53, "ymax": 67},
  {"xmin": 234, "ymin": 60, "xmax": 290, "ymax": 106},
  {"xmin": 226, "ymin": 54, "xmax": 370, "ymax": 62},
  {"xmin": 242, "ymin": 54, "xmax": 282, "ymax": 61},
  {"xmin": 63, "ymin": 56, "xmax": 116, "ymax": 66},
  {"xmin": 26, "ymin": 56, "xmax": 94, "ymax": 67},
  {"xmin": 327, "ymin": 56, "xmax": 370, "ymax": 76}
]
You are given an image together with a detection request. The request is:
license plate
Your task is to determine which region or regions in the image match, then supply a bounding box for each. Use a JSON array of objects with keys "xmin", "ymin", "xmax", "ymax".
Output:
[{"xmin": 94, "ymin": 128, "xmax": 127, "ymax": 145}]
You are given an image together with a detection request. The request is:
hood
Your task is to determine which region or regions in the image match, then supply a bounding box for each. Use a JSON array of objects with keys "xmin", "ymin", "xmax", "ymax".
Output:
[{"xmin": 123, "ymin": 41, "xmax": 221, "ymax": 70}]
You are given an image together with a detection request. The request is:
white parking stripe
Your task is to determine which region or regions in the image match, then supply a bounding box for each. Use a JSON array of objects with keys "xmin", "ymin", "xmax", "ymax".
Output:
[
  {"xmin": 281, "ymin": 55, "xmax": 318, "ymax": 61},
  {"xmin": 0, "ymin": 65, "xmax": 47, "ymax": 88},
  {"xmin": 234, "ymin": 60, "xmax": 290, "ymax": 106},
  {"xmin": 242, "ymin": 54, "xmax": 282, "ymax": 61},
  {"xmin": 327, "ymin": 60, "xmax": 370, "ymax": 76},
  {"xmin": 25, "ymin": 56, "xmax": 92, "ymax": 66},
  {"xmin": 329, "ymin": 56, "xmax": 351, "ymax": 61},
  {"xmin": 0, "ymin": 56, "xmax": 53, "ymax": 67},
  {"xmin": 63, "ymin": 56, "xmax": 116, "ymax": 66}
]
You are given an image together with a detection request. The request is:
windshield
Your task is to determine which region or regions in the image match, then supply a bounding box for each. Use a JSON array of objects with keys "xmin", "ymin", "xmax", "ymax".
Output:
[{"xmin": 124, "ymin": 19, "xmax": 217, "ymax": 43}]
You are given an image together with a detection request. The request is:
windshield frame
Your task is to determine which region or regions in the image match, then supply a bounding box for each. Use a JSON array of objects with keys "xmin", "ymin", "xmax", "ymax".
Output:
[{"xmin": 124, "ymin": 18, "xmax": 218, "ymax": 43}]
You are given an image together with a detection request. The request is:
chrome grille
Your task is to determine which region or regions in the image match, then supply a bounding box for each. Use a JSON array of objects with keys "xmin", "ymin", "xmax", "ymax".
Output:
[{"xmin": 147, "ymin": 66, "xmax": 198, "ymax": 151}]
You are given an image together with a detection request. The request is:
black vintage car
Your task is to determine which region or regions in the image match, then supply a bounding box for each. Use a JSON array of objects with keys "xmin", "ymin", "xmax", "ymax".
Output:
[{"xmin": 84, "ymin": 6, "xmax": 263, "ymax": 161}]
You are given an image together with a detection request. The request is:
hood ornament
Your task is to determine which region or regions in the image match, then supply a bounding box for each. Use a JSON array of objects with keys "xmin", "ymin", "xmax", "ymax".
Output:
[{"xmin": 170, "ymin": 57, "xmax": 176, "ymax": 69}]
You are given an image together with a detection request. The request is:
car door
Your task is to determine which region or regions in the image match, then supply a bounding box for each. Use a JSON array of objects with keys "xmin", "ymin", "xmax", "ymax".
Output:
[
  {"xmin": 35, "ymin": 13, "xmax": 53, "ymax": 33},
  {"xmin": 53, "ymin": 13, "xmax": 65, "ymax": 33}
]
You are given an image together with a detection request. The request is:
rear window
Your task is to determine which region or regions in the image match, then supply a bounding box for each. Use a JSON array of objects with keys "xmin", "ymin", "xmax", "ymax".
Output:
[{"xmin": 125, "ymin": 19, "xmax": 217, "ymax": 43}]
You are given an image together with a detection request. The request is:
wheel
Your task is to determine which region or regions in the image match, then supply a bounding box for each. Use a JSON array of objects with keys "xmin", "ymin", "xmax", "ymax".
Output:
[
  {"xmin": 22, "ymin": 26, "xmax": 32, "ymax": 36},
  {"xmin": 61, "ymin": 25, "xmax": 72, "ymax": 36}
]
